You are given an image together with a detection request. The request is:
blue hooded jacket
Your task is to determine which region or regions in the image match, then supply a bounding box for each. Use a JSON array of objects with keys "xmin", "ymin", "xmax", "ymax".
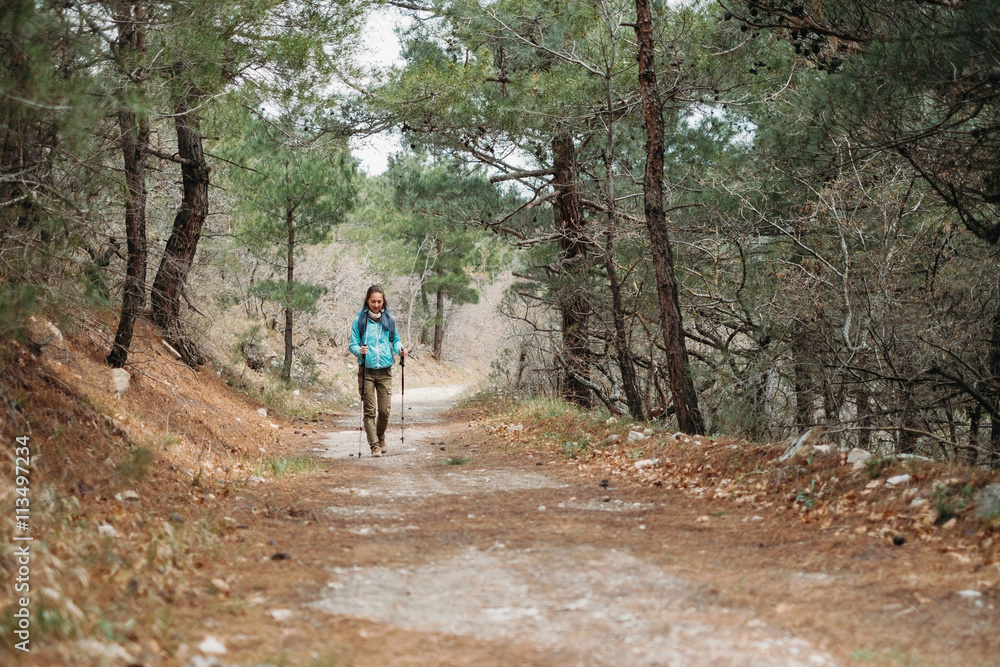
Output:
[{"xmin": 349, "ymin": 308, "xmax": 403, "ymax": 369}]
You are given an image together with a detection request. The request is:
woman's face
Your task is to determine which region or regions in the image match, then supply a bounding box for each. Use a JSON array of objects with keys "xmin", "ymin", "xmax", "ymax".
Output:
[{"xmin": 367, "ymin": 292, "xmax": 384, "ymax": 314}]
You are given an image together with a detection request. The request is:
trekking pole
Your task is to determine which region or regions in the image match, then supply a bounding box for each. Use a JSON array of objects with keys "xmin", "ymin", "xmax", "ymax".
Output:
[
  {"xmin": 358, "ymin": 354, "xmax": 366, "ymax": 458},
  {"xmin": 400, "ymin": 353, "xmax": 405, "ymax": 449}
]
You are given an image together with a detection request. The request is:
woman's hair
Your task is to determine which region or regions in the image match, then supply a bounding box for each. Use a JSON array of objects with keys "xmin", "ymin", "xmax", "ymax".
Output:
[{"xmin": 362, "ymin": 284, "xmax": 387, "ymax": 312}]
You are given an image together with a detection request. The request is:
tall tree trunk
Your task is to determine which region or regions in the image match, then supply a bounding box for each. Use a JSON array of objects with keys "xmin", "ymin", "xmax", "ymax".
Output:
[
  {"xmin": 792, "ymin": 323, "xmax": 815, "ymax": 429},
  {"xmin": 603, "ymin": 225, "xmax": 644, "ymax": 420},
  {"xmin": 600, "ymin": 64, "xmax": 644, "ymax": 420},
  {"xmin": 989, "ymin": 300, "xmax": 1000, "ymax": 464},
  {"xmin": 150, "ymin": 101, "xmax": 209, "ymax": 366},
  {"xmin": 898, "ymin": 383, "xmax": 918, "ymax": 454},
  {"xmin": 853, "ymin": 382, "xmax": 872, "ymax": 450},
  {"xmin": 633, "ymin": 0, "xmax": 704, "ymax": 434},
  {"xmin": 433, "ymin": 237, "xmax": 444, "ymax": 361},
  {"xmin": 969, "ymin": 404, "xmax": 982, "ymax": 466},
  {"xmin": 108, "ymin": 4, "xmax": 148, "ymax": 368},
  {"xmin": 552, "ymin": 132, "xmax": 591, "ymax": 408},
  {"xmin": 282, "ymin": 184, "xmax": 294, "ymax": 382}
]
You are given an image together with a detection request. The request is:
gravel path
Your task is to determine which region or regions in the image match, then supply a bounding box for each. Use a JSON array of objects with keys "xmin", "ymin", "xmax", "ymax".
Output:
[{"xmin": 310, "ymin": 385, "xmax": 839, "ymax": 667}]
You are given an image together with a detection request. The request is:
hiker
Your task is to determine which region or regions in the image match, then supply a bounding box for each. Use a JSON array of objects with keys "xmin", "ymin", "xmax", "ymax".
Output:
[{"xmin": 349, "ymin": 285, "xmax": 406, "ymax": 458}]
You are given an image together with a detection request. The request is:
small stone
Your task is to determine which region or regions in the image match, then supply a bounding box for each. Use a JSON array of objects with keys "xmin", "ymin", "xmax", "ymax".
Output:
[
  {"xmin": 940, "ymin": 518, "xmax": 957, "ymax": 530},
  {"xmin": 211, "ymin": 579, "xmax": 230, "ymax": 594},
  {"xmin": 599, "ymin": 479, "xmax": 610, "ymax": 488},
  {"xmin": 121, "ymin": 489, "xmax": 140, "ymax": 501},
  {"xmin": 627, "ymin": 431, "xmax": 647, "ymax": 442},
  {"xmin": 605, "ymin": 416, "xmax": 618, "ymax": 425},
  {"xmin": 271, "ymin": 552, "xmax": 291, "ymax": 560},
  {"xmin": 634, "ymin": 458, "xmax": 662, "ymax": 470},
  {"xmin": 847, "ymin": 448, "xmax": 873, "ymax": 469},
  {"xmin": 249, "ymin": 476, "xmax": 266, "ymax": 484},
  {"xmin": 45, "ymin": 320, "xmax": 64, "ymax": 343},
  {"xmin": 642, "ymin": 428, "xmax": 653, "ymax": 436},
  {"xmin": 886, "ymin": 474, "xmax": 912, "ymax": 487},
  {"xmin": 892, "ymin": 535, "xmax": 906, "ymax": 546},
  {"xmin": 974, "ymin": 483, "xmax": 1000, "ymax": 519},
  {"xmin": 695, "ymin": 515, "xmax": 710, "ymax": 523},
  {"xmin": 538, "ymin": 505, "xmax": 546, "ymax": 511},
  {"xmin": 778, "ymin": 426, "xmax": 823, "ymax": 462},
  {"xmin": 957, "ymin": 590, "xmax": 983, "ymax": 599},
  {"xmin": 257, "ymin": 408, "xmax": 267, "ymax": 418},
  {"xmin": 509, "ymin": 424, "xmax": 524, "ymax": 431},
  {"xmin": 98, "ymin": 524, "xmax": 116, "ymax": 537},
  {"xmin": 73, "ymin": 639, "xmax": 137, "ymax": 666},
  {"xmin": 270, "ymin": 609, "xmax": 293, "ymax": 621},
  {"xmin": 111, "ymin": 368, "xmax": 130, "ymax": 397},
  {"xmin": 186, "ymin": 657, "xmax": 227, "ymax": 667},
  {"xmin": 197, "ymin": 636, "xmax": 227, "ymax": 655}
]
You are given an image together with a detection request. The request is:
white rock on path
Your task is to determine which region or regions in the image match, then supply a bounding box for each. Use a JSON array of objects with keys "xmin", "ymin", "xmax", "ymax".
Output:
[
  {"xmin": 634, "ymin": 458, "xmax": 662, "ymax": 470},
  {"xmin": 886, "ymin": 474, "xmax": 912, "ymax": 487},
  {"xmin": 186, "ymin": 657, "xmax": 229, "ymax": 667},
  {"xmin": 198, "ymin": 636, "xmax": 227, "ymax": 654},
  {"xmin": 956, "ymin": 590, "xmax": 983, "ymax": 599},
  {"xmin": 627, "ymin": 431, "xmax": 647, "ymax": 443},
  {"xmin": 73, "ymin": 640, "xmax": 137, "ymax": 667}
]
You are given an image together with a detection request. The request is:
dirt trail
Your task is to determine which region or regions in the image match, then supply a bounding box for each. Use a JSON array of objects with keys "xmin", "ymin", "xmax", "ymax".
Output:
[
  {"xmin": 305, "ymin": 385, "xmax": 835, "ymax": 666},
  {"xmin": 196, "ymin": 384, "xmax": 997, "ymax": 666}
]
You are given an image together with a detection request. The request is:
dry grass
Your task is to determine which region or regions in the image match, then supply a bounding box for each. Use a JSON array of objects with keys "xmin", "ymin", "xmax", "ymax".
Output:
[
  {"xmin": 0, "ymin": 312, "xmax": 325, "ymax": 664},
  {"xmin": 479, "ymin": 396, "xmax": 1000, "ymax": 566}
]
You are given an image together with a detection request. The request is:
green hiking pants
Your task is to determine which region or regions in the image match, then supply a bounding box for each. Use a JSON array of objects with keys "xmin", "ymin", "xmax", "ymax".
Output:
[{"xmin": 362, "ymin": 367, "xmax": 392, "ymax": 452}]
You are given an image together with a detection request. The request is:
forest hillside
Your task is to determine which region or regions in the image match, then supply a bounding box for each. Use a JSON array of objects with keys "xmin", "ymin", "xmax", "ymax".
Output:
[{"xmin": 3, "ymin": 0, "xmax": 1000, "ymax": 663}]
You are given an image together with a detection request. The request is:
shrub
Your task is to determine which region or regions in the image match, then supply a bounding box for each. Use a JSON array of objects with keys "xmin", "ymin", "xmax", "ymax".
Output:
[{"xmin": 933, "ymin": 483, "xmax": 972, "ymax": 524}]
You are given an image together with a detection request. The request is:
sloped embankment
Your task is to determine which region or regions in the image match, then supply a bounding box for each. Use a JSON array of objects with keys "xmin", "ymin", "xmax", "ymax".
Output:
[{"xmin": 0, "ymin": 314, "xmax": 327, "ymax": 663}]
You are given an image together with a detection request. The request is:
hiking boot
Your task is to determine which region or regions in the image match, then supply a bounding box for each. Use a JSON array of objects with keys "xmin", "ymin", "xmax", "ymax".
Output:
[
  {"xmin": 371, "ymin": 448, "xmax": 382, "ymax": 458},
  {"xmin": 379, "ymin": 440, "xmax": 387, "ymax": 454}
]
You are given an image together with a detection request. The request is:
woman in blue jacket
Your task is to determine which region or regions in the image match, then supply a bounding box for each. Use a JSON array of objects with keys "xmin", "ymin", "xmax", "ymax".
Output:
[{"xmin": 349, "ymin": 285, "xmax": 406, "ymax": 457}]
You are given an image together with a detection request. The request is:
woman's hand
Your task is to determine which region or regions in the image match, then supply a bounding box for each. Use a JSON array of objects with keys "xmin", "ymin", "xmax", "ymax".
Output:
[
  {"xmin": 360, "ymin": 345, "xmax": 367, "ymax": 355},
  {"xmin": 400, "ymin": 348, "xmax": 406, "ymax": 358}
]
